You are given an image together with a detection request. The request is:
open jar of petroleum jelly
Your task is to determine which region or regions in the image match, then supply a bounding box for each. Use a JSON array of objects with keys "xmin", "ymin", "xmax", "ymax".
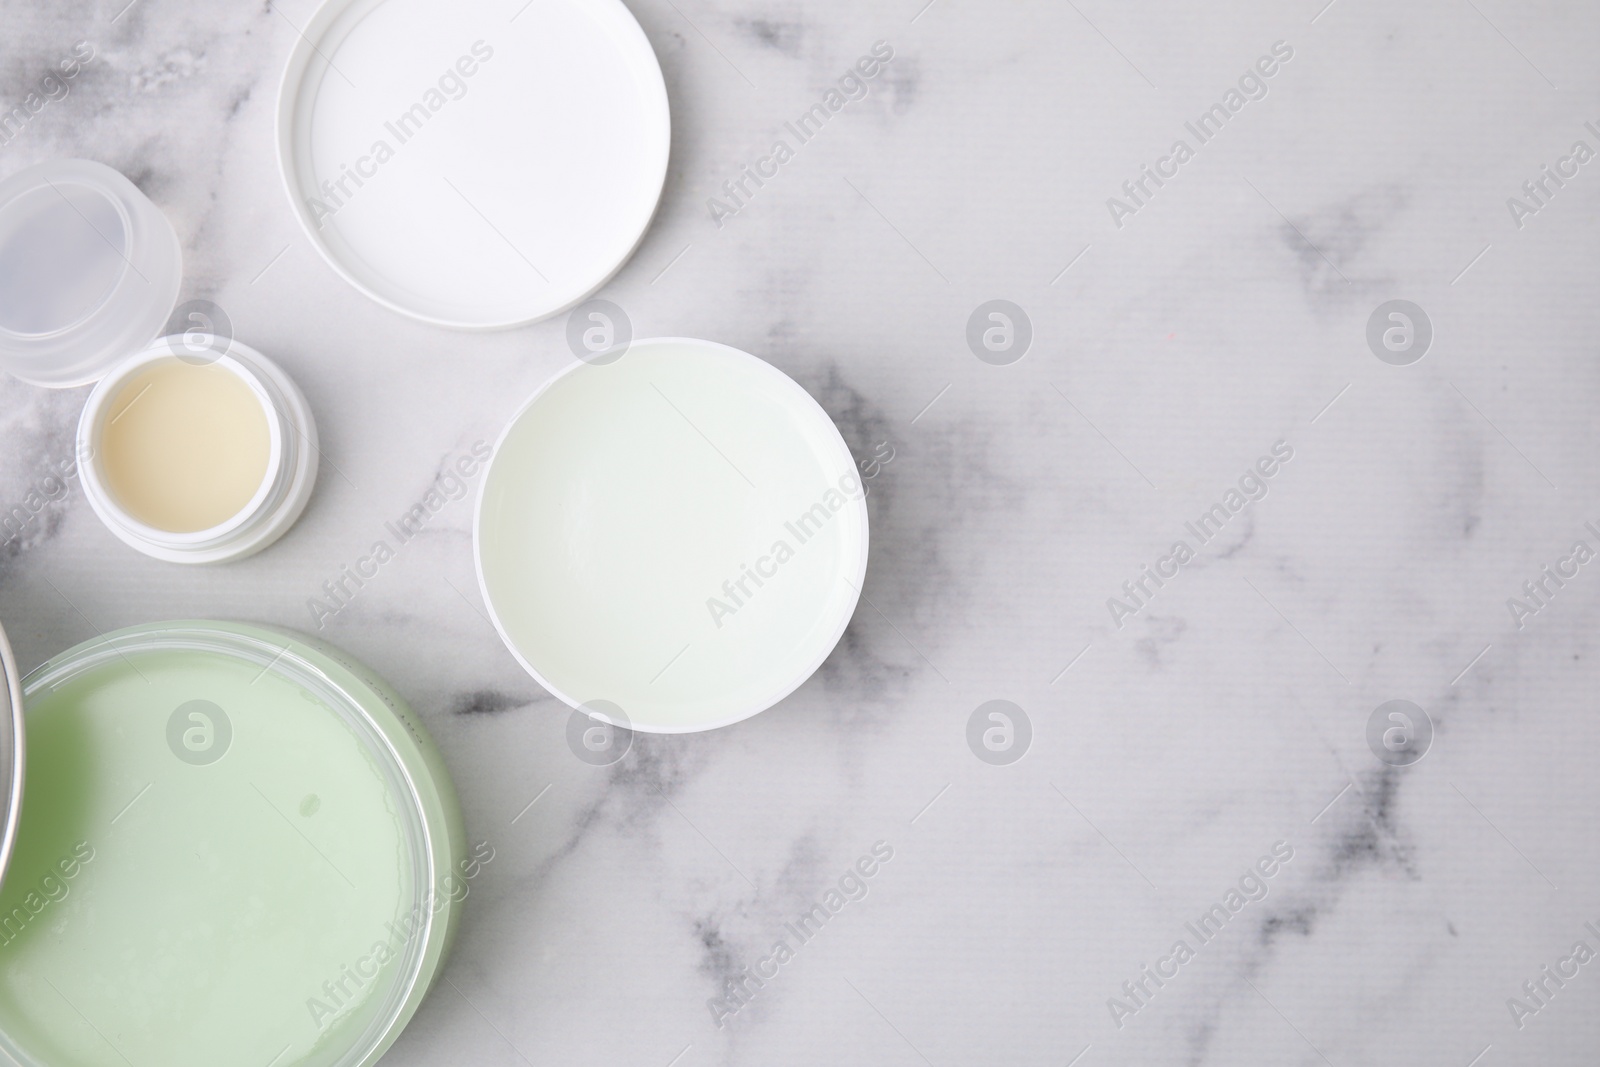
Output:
[
  {"xmin": 76, "ymin": 335, "xmax": 319, "ymax": 563},
  {"xmin": 1, "ymin": 620, "xmax": 466, "ymax": 1066}
]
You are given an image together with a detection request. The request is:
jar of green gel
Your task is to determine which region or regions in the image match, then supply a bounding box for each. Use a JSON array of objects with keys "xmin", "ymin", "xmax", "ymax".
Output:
[{"xmin": 0, "ymin": 621, "xmax": 465, "ymax": 1067}]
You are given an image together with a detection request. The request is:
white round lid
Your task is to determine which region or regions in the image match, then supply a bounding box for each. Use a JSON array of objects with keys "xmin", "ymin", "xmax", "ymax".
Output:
[
  {"xmin": 0, "ymin": 160, "xmax": 183, "ymax": 388},
  {"xmin": 276, "ymin": 0, "xmax": 671, "ymax": 330}
]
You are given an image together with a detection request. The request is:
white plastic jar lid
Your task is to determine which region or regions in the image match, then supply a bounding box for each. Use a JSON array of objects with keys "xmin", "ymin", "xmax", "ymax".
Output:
[
  {"xmin": 0, "ymin": 159, "xmax": 182, "ymax": 388},
  {"xmin": 275, "ymin": 0, "xmax": 671, "ymax": 329}
]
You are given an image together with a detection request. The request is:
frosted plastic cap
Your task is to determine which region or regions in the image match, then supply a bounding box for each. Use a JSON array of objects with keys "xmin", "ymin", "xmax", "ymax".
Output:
[{"xmin": 0, "ymin": 159, "xmax": 182, "ymax": 388}]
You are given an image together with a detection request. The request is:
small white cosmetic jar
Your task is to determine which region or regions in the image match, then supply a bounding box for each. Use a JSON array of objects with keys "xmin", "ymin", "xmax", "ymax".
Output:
[{"xmin": 75, "ymin": 334, "xmax": 319, "ymax": 564}]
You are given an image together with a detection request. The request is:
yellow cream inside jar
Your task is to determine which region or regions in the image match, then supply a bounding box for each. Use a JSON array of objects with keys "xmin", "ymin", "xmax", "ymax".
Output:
[{"xmin": 99, "ymin": 360, "xmax": 272, "ymax": 533}]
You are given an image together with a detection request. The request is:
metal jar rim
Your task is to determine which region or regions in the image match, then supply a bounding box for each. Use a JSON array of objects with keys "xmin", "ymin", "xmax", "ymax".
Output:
[{"xmin": 0, "ymin": 620, "xmax": 25, "ymax": 893}]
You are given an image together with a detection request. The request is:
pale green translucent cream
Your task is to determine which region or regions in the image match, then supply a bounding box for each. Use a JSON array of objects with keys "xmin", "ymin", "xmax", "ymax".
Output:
[
  {"xmin": 477, "ymin": 338, "xmax": 869, "ymax": 732},
  {"xmin": 0, "ymin": 641, "xmax": 423, "ymax": 1066}
]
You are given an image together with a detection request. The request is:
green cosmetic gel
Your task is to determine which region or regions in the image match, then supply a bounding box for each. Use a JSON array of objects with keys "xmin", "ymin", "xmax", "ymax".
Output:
[{"xmin": 0, "ymin": 622, "xmax": 464, "ymax": 1067}]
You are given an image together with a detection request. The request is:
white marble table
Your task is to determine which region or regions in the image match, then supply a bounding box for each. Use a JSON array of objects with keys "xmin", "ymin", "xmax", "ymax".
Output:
[{"xmin": 3, "ymin": 0, "xmax": 1599, "ymax": 1063}]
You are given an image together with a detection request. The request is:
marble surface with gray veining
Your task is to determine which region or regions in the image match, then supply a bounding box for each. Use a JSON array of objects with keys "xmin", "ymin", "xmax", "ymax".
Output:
[{"xmin": 3, "ymin": 0, "xmax": 1600, "ymax": 1064}]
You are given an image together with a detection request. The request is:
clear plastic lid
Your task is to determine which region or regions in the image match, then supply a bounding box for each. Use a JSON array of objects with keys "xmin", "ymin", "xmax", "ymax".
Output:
[{"xmin": 0, "ymin": 159, "xmax": 182, "ymax": 388}]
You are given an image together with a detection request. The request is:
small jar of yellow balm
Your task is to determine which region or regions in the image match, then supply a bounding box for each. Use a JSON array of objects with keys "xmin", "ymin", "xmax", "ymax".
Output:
[{"xmin": 77, "ymin": 335, "xmax": 318, "ymax": 563}]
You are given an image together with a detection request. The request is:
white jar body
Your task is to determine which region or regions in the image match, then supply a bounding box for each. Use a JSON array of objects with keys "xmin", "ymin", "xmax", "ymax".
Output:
[{"xmin": 76, "ymin": 336, "xmax": 318, "ymax": 564}]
